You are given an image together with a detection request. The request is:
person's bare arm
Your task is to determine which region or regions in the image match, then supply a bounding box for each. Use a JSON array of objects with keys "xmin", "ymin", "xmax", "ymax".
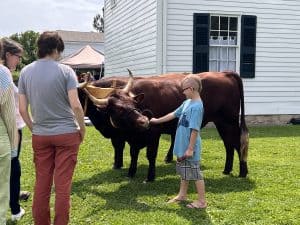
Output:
[
  {"xmin": 19, "ymin": 93, "xmax": 33, "ymax": 132},
  {"xmin": 185, "ymin": 129, "xmax": 198, "ymax": 158},
  {"xmin": 149, "ymin": 112, "xmax": 176, "ymax": 125},
  {"xmin": 68, "ymin": 89, "xmax": 85, "ymax": 142}
]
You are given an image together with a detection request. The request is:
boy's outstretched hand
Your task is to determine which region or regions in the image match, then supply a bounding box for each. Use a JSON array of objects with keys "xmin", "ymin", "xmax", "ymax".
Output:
[{"xmin": 149, "ymin": 118, "xmax": 159, "ymax": 125}]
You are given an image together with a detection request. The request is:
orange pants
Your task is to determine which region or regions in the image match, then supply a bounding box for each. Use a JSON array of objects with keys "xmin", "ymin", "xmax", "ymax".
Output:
[{"xmin": 32, "ymin": 132, "xmax": 81, "ymax": 225}]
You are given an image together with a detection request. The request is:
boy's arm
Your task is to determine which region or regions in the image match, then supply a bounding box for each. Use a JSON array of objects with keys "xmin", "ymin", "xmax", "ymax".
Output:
[
  {"xmin": 185, "ymin": 129, "xmax": 198, "ymax": 158},
  {"xmin": 149, "ymin": 112, "xmax": 176, "ymax": 125}
]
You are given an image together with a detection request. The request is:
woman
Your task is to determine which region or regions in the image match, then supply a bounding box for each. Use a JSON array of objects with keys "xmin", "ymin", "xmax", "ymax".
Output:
[
  {"xmin": 1, "ymin": 38, "xmax": 26, "ymax": 221},
  {"xmin": 0, "ymin": 40, "xmax": 18, "ymax": 225},
  {"xmin": 18, "ymin": 31, "xmax": 85, "ymax": 225}
]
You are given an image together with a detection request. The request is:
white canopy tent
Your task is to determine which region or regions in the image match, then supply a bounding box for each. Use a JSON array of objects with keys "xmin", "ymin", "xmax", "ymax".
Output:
[{"xmin": 60, "ymin": 45, "xmax": 104, "ymax": 69}]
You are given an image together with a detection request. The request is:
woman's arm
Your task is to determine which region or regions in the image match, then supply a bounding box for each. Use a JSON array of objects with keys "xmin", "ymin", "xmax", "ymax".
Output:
[{"xmin": 2, "ymin": 86, "xmax": 18, "ymax": 150}]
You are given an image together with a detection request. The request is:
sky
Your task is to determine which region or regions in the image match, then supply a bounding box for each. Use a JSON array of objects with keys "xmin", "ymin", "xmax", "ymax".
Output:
[{"xmin": 0, "ymin": 0, "xmax": 104, "ymax": 37}]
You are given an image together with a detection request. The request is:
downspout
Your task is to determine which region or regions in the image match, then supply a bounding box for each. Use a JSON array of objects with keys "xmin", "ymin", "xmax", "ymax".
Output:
[
  {"xmin": 156, "ymin": 0, "xmax": 167, "ymax": 74},
  {"xmin": 162, "ymin": 0, "xmax": 167, "ymax": 74}
]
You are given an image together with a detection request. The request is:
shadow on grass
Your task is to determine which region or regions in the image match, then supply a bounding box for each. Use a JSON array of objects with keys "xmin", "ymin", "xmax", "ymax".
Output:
[
  {"xmin": 72, "ymin": 163, "xmax": 254, "ymax": 224},
  {"xmin": 73, "ymin": 164, "xmax": 212, "ymax": 224}
]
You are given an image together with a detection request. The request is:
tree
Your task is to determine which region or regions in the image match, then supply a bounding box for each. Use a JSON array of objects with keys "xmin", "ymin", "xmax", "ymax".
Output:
[
  {"xmin": 93, "ymin": 7, "xmax": 104, "ymax": 33},
  {"xmin": 10, "ymin": 30, "xmax": 39, "ymax": 69}
]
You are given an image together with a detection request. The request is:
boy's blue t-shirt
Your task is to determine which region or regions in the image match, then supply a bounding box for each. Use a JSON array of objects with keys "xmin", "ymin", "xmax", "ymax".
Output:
[{"xmin": 173, "ymin": 99, "xmax": 204, "ymax": 161}]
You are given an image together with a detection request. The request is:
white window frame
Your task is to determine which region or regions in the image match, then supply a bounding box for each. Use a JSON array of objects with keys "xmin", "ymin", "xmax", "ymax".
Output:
[{"xmin": 209, "ymin": 14, "xmax": 241, "ymax": 72}]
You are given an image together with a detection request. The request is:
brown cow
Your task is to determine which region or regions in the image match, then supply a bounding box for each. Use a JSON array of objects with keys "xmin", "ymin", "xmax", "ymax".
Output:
[{"xmin": 83, "ymin": 71, "xmax": 249, "ymax": 181}]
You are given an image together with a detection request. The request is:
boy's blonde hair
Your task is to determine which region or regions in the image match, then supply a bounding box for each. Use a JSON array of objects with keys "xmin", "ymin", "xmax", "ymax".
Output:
[{"xmin": 182, "ymin": 74, "xmax": 202, "ymax": 93}]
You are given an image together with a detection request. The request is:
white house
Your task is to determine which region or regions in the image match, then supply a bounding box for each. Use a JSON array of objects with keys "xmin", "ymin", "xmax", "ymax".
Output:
[
  {"xmin": 57, "ymin": 30, "xmax": 104, "ymax": 58},
  {"xmin": 104, "ymin": 0, "xmax": 300, "ymax": 121}
]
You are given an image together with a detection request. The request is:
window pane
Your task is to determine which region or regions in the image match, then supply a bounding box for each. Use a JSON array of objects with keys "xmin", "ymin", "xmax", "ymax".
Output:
[
  {"xmin": 228, "ymin": 48, "xmax": 236, "ymax": 60},
  {"xmin": 220, "ymin": 32, "xmax": 228, "ymax": 45},
  {"xmin": 220, "ymin": 17, "xmax": 228, "ymax": 30},
  {"xmin": 209, "ymin": 47, "xmax": 218, "ymax": 60},
  {"xmin": 210, "ymin": 31, "xmax": 218, "ymax": 37},
  {"xmin": 209, "ymin": 60, "xmax": 218, "ymax": 71},
  {"xmin": 230, "ymin": 17, "xmax": 237, "ymax": 31},
  {"xmin": 210, "ymin": 31, "xmax": 219, "ymax": 44},
  {"xmin": 211, "ymin": 16, "xmax": 219, "ymax": 30},
  {"xmin": 229, "ymin": 61, "xmax": 236, "ymax": 71},
  {"xmin": 220, "ymin": 47, "xmax": 227, "ymax": 60},
  {"xmin": 229, "ymin": 32, "xmax": 237, "ymax": 45},
  {"xmin": 219, "ymin": 61, "xmax": 227, "ymax": 71}
]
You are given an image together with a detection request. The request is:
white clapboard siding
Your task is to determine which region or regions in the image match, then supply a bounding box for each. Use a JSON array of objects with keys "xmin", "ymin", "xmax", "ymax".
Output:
[
  {"xmin": 166, "ymin": 0, "xmax": 300, "ymax": 115},
  {"xmin": 104, "ymin": 0, "xmax": 300, "ymax": 115},
  {"xmin": 104, "ymin": 0, "xmax": 157, "ymax": 76}
]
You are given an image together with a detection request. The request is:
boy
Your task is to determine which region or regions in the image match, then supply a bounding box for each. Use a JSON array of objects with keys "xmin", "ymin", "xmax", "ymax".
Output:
[{"xmin": 150, "ymin": 74, "xmax": 207, "ymax": 209}]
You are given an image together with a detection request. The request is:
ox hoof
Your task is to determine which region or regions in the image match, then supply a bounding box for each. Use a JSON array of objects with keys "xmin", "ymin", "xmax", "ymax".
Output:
[
  {"xmin": 238, "ymin": 174, "xmax": 247, "ymax": 178},
  {"xmin": 238, "ymin": 172, "xmax": 248, "ymax": 178},
  {"xmin": 164, "ymin": 157, "xmax": 173, "ymax": 163},
  {"xmin": 143, "ymin": 179, "xmax": 154, "ymax": 183},
  {"xmin": 223, "ymin": 170, "xmax": 231, "ymax": 175},
  {"xmin": 127, "ymin": 173, "xmax": 136, "ymax": 179},
  {"xmin": 112, "ymin": 165, "xmax": 123, "ymax": 170}
]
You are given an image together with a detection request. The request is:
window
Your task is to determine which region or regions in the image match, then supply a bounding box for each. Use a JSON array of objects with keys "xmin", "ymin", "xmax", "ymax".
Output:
[
  {"xmin": 209, "ymin": 16, "xmax": 238, "ymax": 72},
  {"xmin": 193, "ymin": 13, "xmax": 257, "ymax": 78}
]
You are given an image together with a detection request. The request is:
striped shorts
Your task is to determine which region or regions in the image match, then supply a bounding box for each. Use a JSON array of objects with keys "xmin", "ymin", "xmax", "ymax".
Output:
[{"xmin": 176, "ymin": 160, "xmax": 203, "ymax": 181}]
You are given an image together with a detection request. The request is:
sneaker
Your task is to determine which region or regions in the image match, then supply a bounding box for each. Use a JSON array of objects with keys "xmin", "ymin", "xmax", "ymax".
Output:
[
  {"xmin": 19, "ymin": 191, "xmax": 31, "ymax": 201},
  {"xmin": 11, "ymin": 207, "xmax": 25, "ymax": 221}
]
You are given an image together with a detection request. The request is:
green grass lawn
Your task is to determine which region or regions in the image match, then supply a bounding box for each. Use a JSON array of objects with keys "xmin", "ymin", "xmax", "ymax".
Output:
[{"xmin": 7, "ymin": 125, "xmax": 300, "ymax": 225}]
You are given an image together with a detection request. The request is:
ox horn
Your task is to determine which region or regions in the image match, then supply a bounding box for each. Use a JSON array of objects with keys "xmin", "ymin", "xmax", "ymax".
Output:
[
  {"xmin": 78, "ymin": 81, "xmax": 88, "ymax": 89},
  {"xmin": 122, "ymin": 68, "xmax": 134, "ymax": 93},
  {"xmin": 83, "ymin": 88, "xmax": 109, "ymax": 106}
]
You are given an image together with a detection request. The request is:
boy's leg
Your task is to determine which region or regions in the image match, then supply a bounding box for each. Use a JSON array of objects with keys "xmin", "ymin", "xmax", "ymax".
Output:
[
  {"xmin": 186, "ymin": 180, "xmax": 207, "ymax": 208},
  {"xmin": 168, "ymin": 179, "xmax": 189, "ymax": 203},
  {"xmin": 32, "ymin": 135, "xmax": 55, "ymax": 225},
  {"xmin": 195, "ymin": 180, "xmax": 206, "ymax": 205},
  {"xmin": 53, "ymin": 133, "xmax": 80, "ymax": 225},
  {"xmin": 178, "ymin": 179, "xmax": 189, "ymax": 198}
]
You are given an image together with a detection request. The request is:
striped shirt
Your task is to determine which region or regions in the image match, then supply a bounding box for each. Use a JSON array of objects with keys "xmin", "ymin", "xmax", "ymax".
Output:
[{"xmin": 0, "ymin": 65, "xmax": 18, "ymax": 150}]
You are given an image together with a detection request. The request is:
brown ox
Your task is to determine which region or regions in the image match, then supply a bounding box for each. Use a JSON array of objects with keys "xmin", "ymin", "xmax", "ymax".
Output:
[{"xmin": 84, "ymin": 71, "xmax": 249, "ymax": 181}]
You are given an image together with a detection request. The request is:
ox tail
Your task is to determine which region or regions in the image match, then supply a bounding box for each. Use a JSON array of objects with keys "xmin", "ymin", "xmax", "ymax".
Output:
[{"xmin": 231, "ymin": 72, "xmax": 249, "ymax": 162}]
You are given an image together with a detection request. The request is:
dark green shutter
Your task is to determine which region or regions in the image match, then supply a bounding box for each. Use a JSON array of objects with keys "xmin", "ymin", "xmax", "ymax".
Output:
[
  {"xmin": 240, "ymin": 15, "xmax": 257, "ymax": 78},
  {"xmin": 193, "ymin": 13, "xmax": 210, "ymax": 73}
]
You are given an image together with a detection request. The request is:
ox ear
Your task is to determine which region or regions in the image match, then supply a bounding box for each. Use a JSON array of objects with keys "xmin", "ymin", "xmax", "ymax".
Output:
[{"xmin": 133, "ymin": 93, "xmax": 144, "ymax": 103}]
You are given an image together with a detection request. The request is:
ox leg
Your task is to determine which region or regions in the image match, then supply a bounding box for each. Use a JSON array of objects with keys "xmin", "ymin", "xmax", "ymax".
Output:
[
  {"xmin": 215, "ymin": 122, "xmax": 239, "ymax": 175},
  {"xmin": 164, "ymin": 133, "xmax": 174, "ymax": 163},
  {"xmin": 237, "ymin": 150, "xmax": 248, "ymax": 177},
  {"xmin": 145, "ymin": 139, "xmax": 160, "ymax": 182},
  {"xmin": 111, "ymin": 138, "xmax": 125, "ymax": 169},
  {"xmin": 239, "ymin": 161, "xmax": 248, "ymax": 178},
  {"xmin": 128, "ymin": 146, "xmax": 140, "ymax": 178}
]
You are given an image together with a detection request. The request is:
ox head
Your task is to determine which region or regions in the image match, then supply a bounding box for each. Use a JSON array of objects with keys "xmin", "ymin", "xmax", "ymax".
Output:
[{"xmin": 82, "ymin": 69, "xmax": 150, "ymax": 131}]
